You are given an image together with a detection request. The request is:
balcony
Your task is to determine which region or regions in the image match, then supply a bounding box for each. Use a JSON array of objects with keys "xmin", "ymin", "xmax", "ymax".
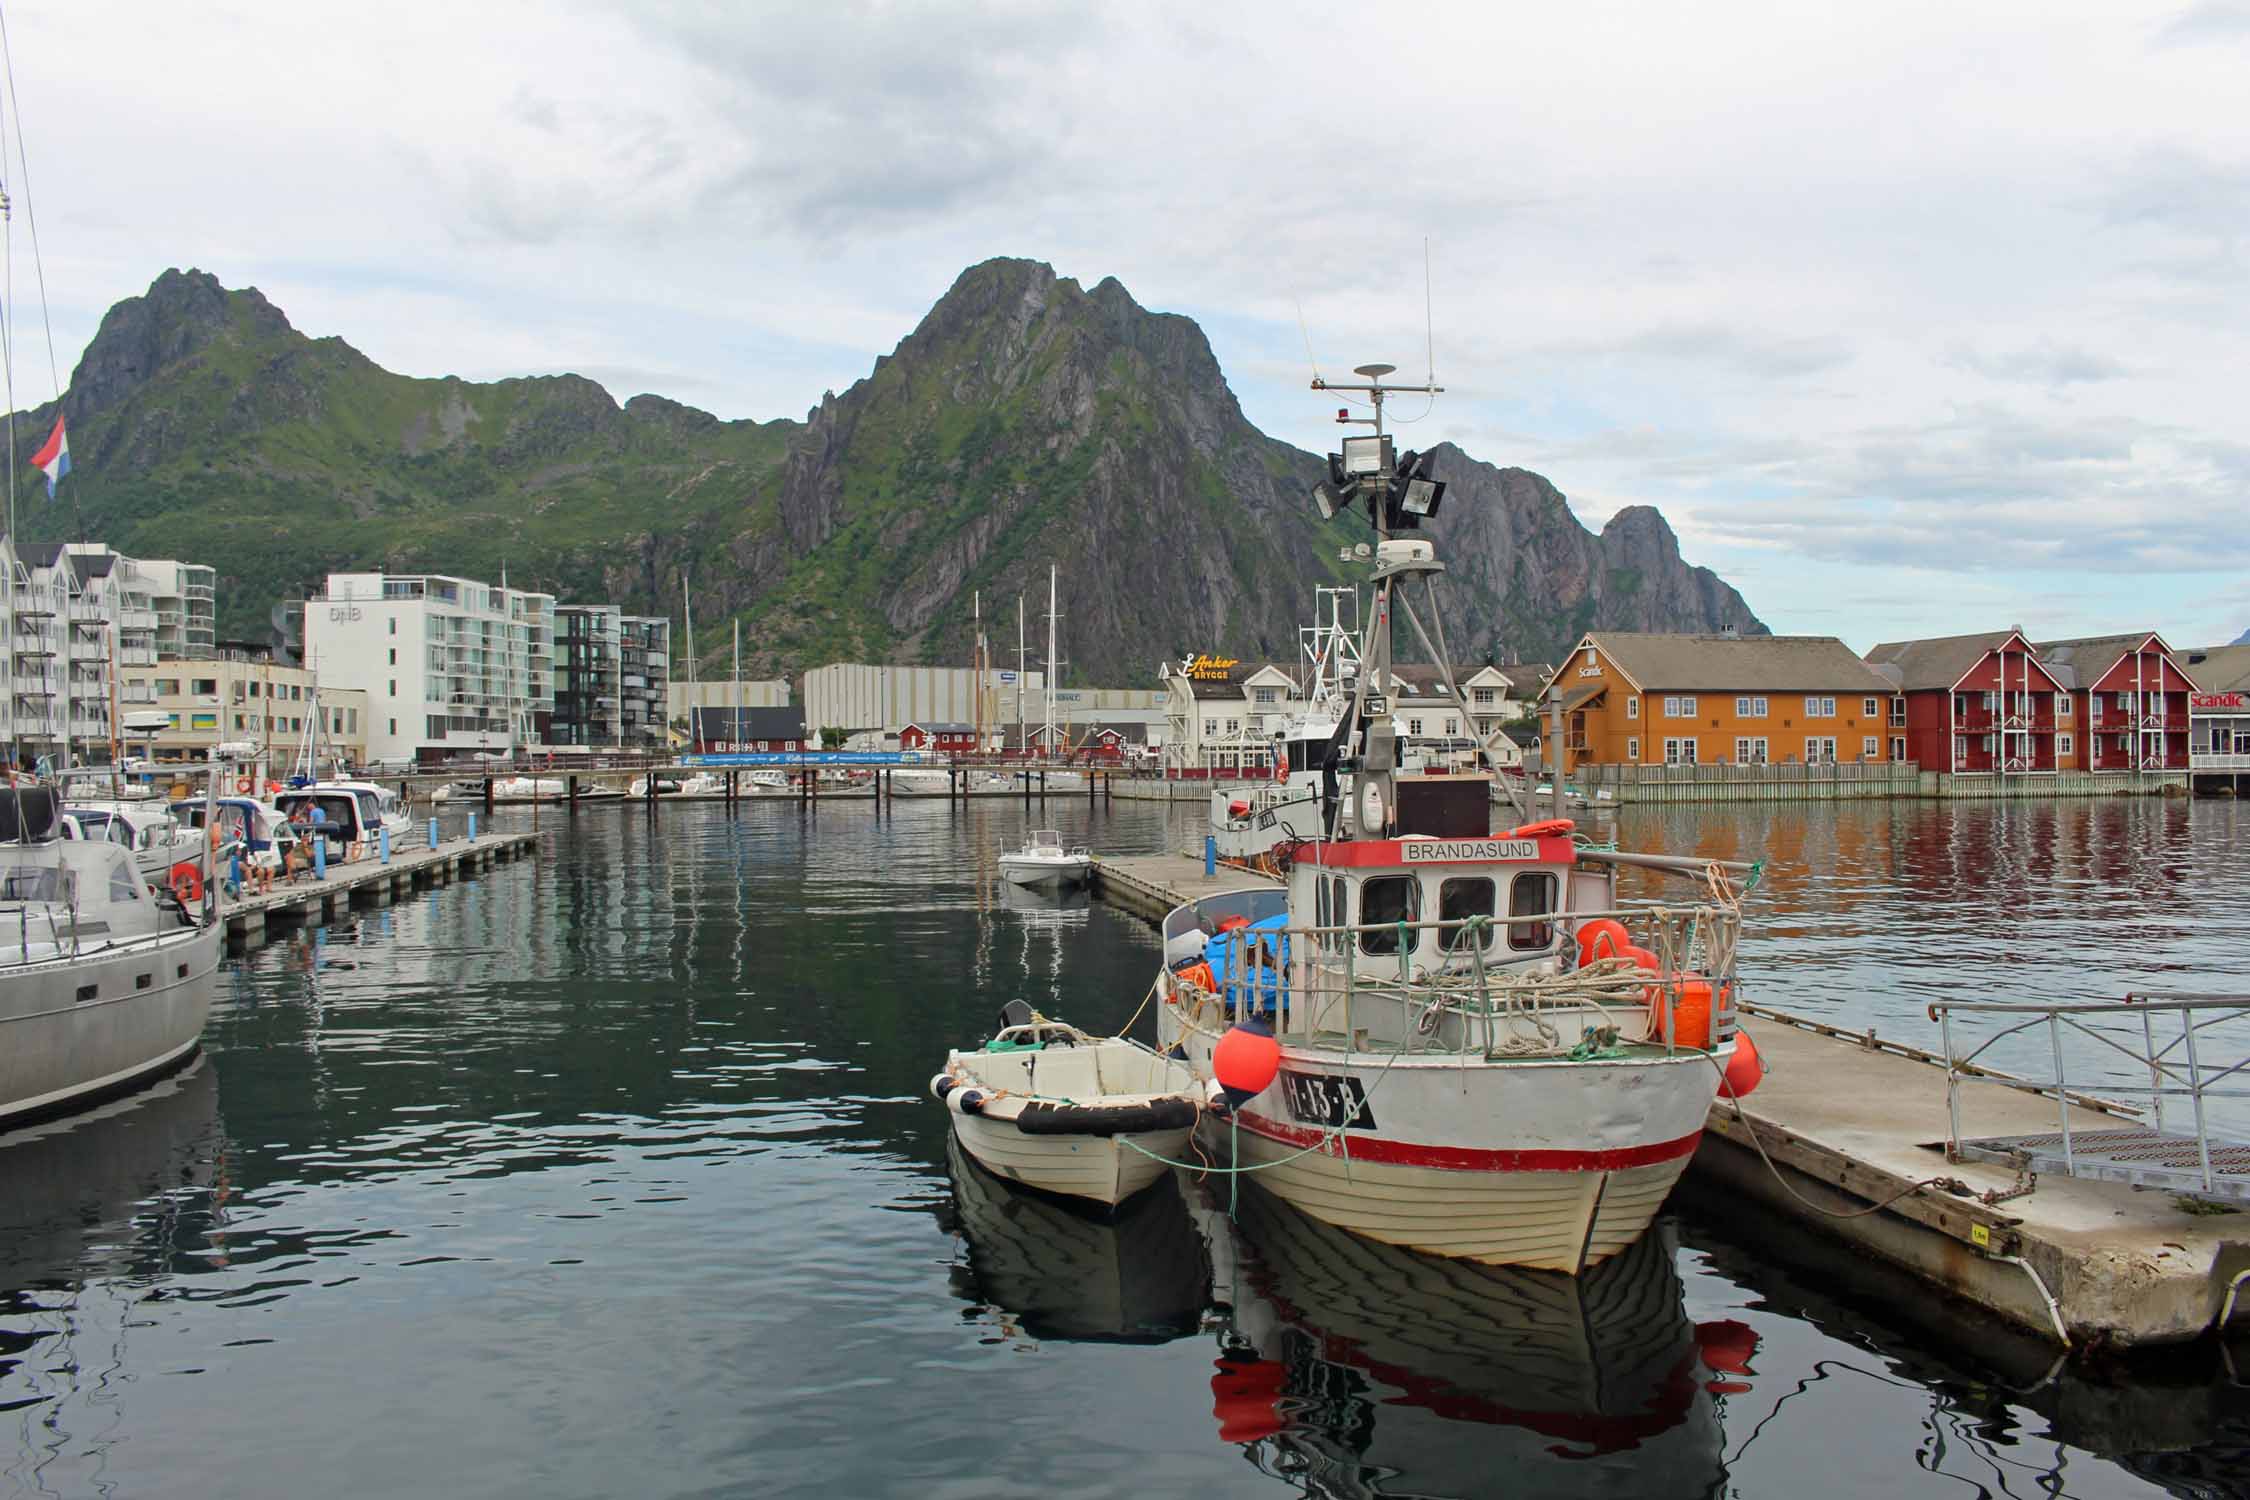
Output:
[{"xmin": 1955, "ymin": 710, "xmax": 2057, "ymax": 734}]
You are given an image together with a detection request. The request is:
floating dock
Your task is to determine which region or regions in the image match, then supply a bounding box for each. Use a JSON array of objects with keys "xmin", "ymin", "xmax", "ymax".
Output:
[
  {"xmin": 217, "ymin": 831, "xmax": 539, "ymax": 949},
  {"xmin": 1091, "ymin": 852, "xmax": 2249, "ymax": 1353}
]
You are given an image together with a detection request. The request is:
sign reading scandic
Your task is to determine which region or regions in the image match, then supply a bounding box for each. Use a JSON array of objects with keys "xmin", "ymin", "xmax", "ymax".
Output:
[
  {"xmin": 1401, "ymin": 838, "xmax": 1540, "ymax": 862},
  {"xmin": 2192, "ymin": 693, "xmax": 2246, "ymax": 710}
]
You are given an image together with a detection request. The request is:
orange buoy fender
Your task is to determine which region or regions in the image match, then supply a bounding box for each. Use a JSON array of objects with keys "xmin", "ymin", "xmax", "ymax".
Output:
[
  {"xmin": 1213, "ymin": 1018, "xmax": 1281, "ymax": 1109},
  {"xmin": 1507, "ymin": 817, "xmax": 1575, "ymax": 839},
  {"xmin": 1722, "ymin": 1027, "xmax": 1764, "ymax": 1097},
  {"xmin": 1574, "ymin": 917, "xmax": 1630, "ymax": 967},
  {"xmin": 168, "ymin": 861, "xmax": 204, "ymax": 904}
]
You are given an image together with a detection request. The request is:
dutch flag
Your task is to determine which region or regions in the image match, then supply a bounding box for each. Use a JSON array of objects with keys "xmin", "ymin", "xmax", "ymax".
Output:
[{"xmin": 29, "ymin": 415, "xmax": 67, "ymax": 498}]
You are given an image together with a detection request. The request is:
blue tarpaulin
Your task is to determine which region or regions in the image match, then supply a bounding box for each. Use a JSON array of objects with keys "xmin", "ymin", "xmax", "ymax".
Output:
[{"xmin": 1206, "ymin": 914, "xmax": 1291, "ymax": 1015}]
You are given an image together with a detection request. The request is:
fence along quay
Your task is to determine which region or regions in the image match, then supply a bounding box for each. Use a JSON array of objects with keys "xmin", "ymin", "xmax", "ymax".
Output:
[{"xmin": 1092, "ymin": 848, "xmax": 2250, "ymax": 1354}]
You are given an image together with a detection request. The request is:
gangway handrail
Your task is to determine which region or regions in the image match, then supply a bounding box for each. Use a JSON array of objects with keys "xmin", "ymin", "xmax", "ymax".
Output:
[{"xmin": 1929, "ymin": 990, "xmax": 2250, "ymax": 1196}]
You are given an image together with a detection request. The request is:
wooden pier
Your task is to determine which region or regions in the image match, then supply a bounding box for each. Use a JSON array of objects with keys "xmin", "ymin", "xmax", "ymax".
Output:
[
  {"xmin": 1089, "ymin": 851, "xmax": 2250, "ymax": 1353},
  {"xmin": 217, "ymin": 830, "xmax": 539, "ymax": 949}
]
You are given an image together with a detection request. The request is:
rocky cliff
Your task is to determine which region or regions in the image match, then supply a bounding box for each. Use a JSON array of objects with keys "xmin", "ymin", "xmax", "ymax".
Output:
[{"xmin": 9, "ymin": 259, "xmax": 1764, "ymax": 682}]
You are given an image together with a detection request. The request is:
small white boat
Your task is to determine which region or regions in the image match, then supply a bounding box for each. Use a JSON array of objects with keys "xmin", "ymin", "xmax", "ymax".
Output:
[
  {"xmin": 932, "ymin": 1009, "xmax": 1210, "ymax": 1208},
  {"xmin": 628, "ymin": 772, "xmax": 724, "ymax": 797},
  {"xmin": 997, "ymin": 829, "xmax": 1091, "ymax": 889}
]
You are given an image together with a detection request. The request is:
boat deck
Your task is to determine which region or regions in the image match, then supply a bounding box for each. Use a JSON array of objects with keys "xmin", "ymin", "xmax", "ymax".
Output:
[
  {"xmin": 1089, "ymin": 851, "xmax": 2250, "ymax": 1352},
  {"xmin": 217, "ymin": 830, "xmax": 540, "ymax": 948}
]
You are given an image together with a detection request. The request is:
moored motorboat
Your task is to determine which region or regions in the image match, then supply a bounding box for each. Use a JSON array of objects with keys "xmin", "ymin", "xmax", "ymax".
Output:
[
  {"xmin": 932, "ymin": 1007, "xmax": 1211, "ymax": 1208},
  {"xmin": 0, "ymin": 786, "xmax": 221, "ymax": 1127},
  {"xmin": 997, "ymin": 829, "xmax": 1091, "ymax": 889}
]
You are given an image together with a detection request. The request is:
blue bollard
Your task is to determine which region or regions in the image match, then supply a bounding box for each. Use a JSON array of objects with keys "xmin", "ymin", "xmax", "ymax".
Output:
[
  {"xmin": 314, "ymin": 836, "xmax": 327, "ymax": 880},
  {"xmin": 429, "ymin": 817, "xmax": 440, "ymax": 848},
  {"xmin": 468, "ymin": 812, "xmax": 478, "ymax": 843},
  {"xmin": 1205, "ymin": 834, "xmax": 1216, "ymax": 877},
  {"xmin": 379, "ymin": 826, "xmax": 391, "ymax": 865}
]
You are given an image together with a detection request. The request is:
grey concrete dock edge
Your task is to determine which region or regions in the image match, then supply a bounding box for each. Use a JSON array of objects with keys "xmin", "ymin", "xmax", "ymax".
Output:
[
  {"xmin": 1090, "ymin": 852, "xmax": 2250, "ymax": 1352},
  {"xmin": 217, "ymin": 831, "xmax": 540, "ymax": 949}
]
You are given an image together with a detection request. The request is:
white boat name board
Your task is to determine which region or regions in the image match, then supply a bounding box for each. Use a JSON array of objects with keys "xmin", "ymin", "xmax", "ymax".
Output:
[{"xmin": 1401, "ymin": 838, "xmax": 1540, "ymax": 862}]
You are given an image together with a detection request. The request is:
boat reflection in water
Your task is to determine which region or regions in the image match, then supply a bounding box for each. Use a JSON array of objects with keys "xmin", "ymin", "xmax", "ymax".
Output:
[
  {"xmin": 943, "ymin": 1136, "xmax": 1210, "ymax": 1346},
  {"xmin": 1201, "ymin": 1179, "xmax": 1733, "ymax": 1498},
  {"xmin": 0, "ymin": 1054, "xmax": 222, "ymax": 1289}
]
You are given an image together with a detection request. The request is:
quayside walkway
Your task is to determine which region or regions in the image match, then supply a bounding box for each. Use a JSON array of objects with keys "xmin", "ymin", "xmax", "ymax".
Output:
[
  {"xmin": 1088, "ymin": 852, "xmax": 2249, "ymax": 1353},
  {"xmin": 215, "ymin": 830, "xmax": 539, "ymax": 949}
]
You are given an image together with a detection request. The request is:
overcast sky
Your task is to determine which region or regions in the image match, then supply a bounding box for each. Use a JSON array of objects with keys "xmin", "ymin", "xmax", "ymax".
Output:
[{"xmin": 12, "ymin": 0, "xmax": 2247, "ymax": 650}]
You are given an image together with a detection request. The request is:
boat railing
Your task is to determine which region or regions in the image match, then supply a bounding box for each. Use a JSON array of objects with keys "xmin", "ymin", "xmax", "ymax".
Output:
[
  {"xmin": 1928, "ymin": 991, "xmax": 2250, "ymax": 1202},
  {"xmin": 1171, "ymin": 904, "xmax": 1740, "ymax": 1061}
]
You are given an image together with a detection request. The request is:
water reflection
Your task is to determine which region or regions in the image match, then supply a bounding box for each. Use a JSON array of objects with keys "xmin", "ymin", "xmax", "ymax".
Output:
[{"xmin": 1201, "ymin": 1181, "xmax": 1725, "ymax": 1498}]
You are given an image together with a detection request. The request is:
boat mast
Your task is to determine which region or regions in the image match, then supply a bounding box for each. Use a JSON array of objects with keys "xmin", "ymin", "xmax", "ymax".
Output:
[
  {"xmin": 1044, "ymin": 564, "xmax": 1059, "ymax": 758},
  {"xmin": 1017, "ymin": 594, "xmax": 1027, "ymax": 755}
]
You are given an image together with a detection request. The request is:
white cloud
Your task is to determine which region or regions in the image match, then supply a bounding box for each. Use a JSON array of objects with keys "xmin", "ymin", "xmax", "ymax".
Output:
[{"xmin": 7, "ymin": 0, "xmax": 2247, "ymax": 645}]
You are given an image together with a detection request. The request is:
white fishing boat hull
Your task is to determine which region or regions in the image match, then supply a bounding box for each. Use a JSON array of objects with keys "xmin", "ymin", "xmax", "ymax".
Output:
[
  {"xmin": 945, "ymin": 1108, "xmax": 1187, "ymax": 1207},
  {"xmin": 1163, "ymin": 1012, "xmax": 1726, "ymax": 1273},
  {"xmin": 934, "ymin": 1031, "xmax": 1206, "ymax": 1208},
  {"xmin": 997, "ymin": 853, "xmax": 1092, "ymax": 889},
  {"xmin": 0, "ymin": 922, "xmax": 220, "ymax": 1127}
]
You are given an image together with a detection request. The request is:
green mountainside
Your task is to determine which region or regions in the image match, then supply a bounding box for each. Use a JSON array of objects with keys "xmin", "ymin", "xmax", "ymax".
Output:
[{"xmin": 8, "ymin": 261, "xmax": 1764, "ymax": 681}]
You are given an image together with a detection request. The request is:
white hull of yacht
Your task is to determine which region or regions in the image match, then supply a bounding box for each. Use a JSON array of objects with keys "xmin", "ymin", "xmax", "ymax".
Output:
[
  {"xmin": 0, "ymin": 922, "xmax": 221, "ymax": 1127},
  {"xmin": 998, "ymin": 853, "xmax": 1092, "ymax": 889},
  {"xmin": 1161, "ymin": 1013, "xmax": 1724, "ymax": 1273}
]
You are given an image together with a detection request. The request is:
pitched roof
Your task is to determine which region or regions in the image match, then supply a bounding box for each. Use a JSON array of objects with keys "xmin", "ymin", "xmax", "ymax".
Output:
[
  {"xmin": 1862, "ymin": 630, "xmax": 2024, "ymax": 692},
  {"xmin": 902, "ymin": 721, "xmax": 976, "ymax": 734},
  {"xmin": 1586, "ymin": 633, "xmax": 1896, "ymax": 694},
  {"xmin": 691, "ymin": 705, "xmax": 806, "ymax": 740},
  {"xmin": 1495, "ymin": 663, "xmax": 1553, "ymax": 692},
  {"xmin": 2185, "ymin": 643, "xmax": 2250, "ymax": 693},
  {"xmin": 1386, "ymin": 664, "xmax": 1494, "ymax": 698},
  {"xmin": 2033, "ymin": 633, "xmax": 2175, "ymax": 691}
]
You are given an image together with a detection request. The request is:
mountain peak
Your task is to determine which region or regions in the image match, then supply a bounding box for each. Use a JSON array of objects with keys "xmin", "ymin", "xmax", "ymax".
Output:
[{"xmin": 68, "ymin": 267, "xmax": 299, "ymax": 423}]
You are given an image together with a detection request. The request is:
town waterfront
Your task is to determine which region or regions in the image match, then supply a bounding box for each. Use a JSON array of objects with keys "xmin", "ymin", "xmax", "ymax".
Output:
[{"xmin": 0, "ymin": 797, "xmax": 2242, "ymax": 1498}]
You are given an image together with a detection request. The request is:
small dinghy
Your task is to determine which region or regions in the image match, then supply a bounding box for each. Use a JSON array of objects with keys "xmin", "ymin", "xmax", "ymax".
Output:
[
  {"xmin": 997, "ymin": 829, "xmax": 1092, "ymax": 889},
  {"xmin": 933, "ymin": 1003, "xmax": 1210, "ymax": 1208}
]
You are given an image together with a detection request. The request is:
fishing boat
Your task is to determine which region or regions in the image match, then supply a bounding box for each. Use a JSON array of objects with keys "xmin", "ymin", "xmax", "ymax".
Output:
[
  {"xmin": 997, "ymin": 828, "xmax": 1092, "ymax": 889},
  {"xmin": 1154, "ymin": 364, "xmax": 1754, "ymax": 1274},
  {"xmin": 0, "ymin": 785, "xmax": 222, "ymax": 1126},
  {"xmin": 1209, "ymin": 588, "xmax": 1360, "ymax": 868},
  {"xmin": 931, "ymin": 1005, "xmax": 1211, "ymax": 1208}
]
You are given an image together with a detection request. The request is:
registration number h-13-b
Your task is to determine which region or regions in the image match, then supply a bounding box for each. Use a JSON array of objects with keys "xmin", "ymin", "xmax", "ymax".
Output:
[{"xmin": 1281, "ymin": 1070, "xmax": 1376, "ymax": 1130}]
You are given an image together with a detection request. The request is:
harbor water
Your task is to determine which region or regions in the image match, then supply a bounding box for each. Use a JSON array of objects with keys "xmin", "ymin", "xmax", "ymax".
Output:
[{"xmin": 0, "ymin": 795, "xmax": 2243, "ymax": 1498}]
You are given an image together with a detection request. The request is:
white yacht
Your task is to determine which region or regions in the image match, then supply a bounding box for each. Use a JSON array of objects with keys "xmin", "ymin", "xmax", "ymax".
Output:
[
  {"xmin": 274, "ymin": 780, "xmax": 418, "ymax": 859},
  {"xmin": 63, "ymin": 797, "xmax": 204, "ymax": 885},
  {"xmin": 0, "ymin": 786, "xmax": 221, "ymax": 1125},
  {"xmin": 997, "ymin": 829, "xmax": 1093, "ymax": 889}
]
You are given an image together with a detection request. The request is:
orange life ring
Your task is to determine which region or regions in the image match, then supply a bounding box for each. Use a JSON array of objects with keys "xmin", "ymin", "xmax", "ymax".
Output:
[
  {"xmin": 1274, "ymin": 755, "xmax": 1289, "ymax": 783},
  {"xmin": 168, "ymin": 862, "xmax": 203, "ymax": 904},
  {"xmin": 1508, "ymin": 818, "xmax": 1576, "ymax": 839},
  {"xmin": 235, "ymin": 777, "xmax": 253, "ymax": 794}
]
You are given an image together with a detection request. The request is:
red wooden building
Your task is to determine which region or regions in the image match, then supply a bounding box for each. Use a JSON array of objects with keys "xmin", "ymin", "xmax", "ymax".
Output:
[
  {"xmin": 2033, "ymin": 634, "xmax": 2193, "ymax": 772},
  {"xmin": 1864, "ymin": 629, "xmax": 2063, "ymax": 775},
  {"xmin": 899, "ymin": 721, "xmax": 979, "ymax": 753}
]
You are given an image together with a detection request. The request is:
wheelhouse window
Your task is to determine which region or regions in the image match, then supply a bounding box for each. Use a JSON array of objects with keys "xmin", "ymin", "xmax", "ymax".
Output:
[
  {"xmin": 1358, "ymin": 875, "xmax": 1419, "ymax": 955},
  {"xmin": 1438, "ymin": 877, "xmax": 1496, "ymax": 950},
  {"xmin": 1508, "ymin": 872, "xmax": 1559, "ymax": 951}
]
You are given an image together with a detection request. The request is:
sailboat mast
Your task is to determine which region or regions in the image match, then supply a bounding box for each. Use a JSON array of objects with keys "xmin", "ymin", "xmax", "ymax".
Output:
[
  {"xmin": 1044, "ymin": 564, "xmax": 1058, "ymax": 753},
  {"xmin": 1017, "ymin": 595, "xmax": 1027, "ymax": 755}
]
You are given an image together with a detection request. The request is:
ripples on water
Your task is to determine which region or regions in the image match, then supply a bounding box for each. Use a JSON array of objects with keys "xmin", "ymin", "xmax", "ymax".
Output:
[{"xmin": 0, "ymin": 796, "xmax": 2239, "ymax": 1498}]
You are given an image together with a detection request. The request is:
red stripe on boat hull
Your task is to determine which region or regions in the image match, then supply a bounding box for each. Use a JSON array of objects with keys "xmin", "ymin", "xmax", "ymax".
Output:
[{"xmin": 1235, "ymin": 1113, "xmax": 1704, "ymax": 1173}]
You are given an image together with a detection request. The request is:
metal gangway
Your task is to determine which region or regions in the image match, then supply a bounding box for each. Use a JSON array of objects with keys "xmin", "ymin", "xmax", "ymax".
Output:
[{"xmin": 1929, "ymin": 992, "xmax": 2250, "ymax": 1203}]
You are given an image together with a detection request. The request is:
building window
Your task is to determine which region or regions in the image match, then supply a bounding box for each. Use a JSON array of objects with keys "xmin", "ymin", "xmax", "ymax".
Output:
[
  {"xmin": 1806, "ymin": 736, "xmax": 1838, "ymax": 763},
  {"xmin": 1663, "ymin": 696, "xmax": 1696, "ymax": 718},
  {"xmin": 1735, "ymin": 696, "xmax": 1767, "ymax": 718},
  {"xmin": 1805, "ymin": 696, "xmax": 1837, "ymax": 718},
  {"xmin": 1890, "ymin": 699, "xmax": 1905, "ymax": 727},
  {"xmin": 1861, "ymin": 736, "xmax": 1878, "ymax": 760},
  {"xmin": 1734, "ymin": 737, "xmax": 1768, "ymax": 764},
  {"xmin": 388, "ymin": 649, "xmax": 396, "ymax": 666},
  {"xmin": 389, "ymin": 680, "xmax": 397, "ymax": 697},
  {"xmin": 2058, "ymin": 732, "xmax": 2074, "ymax": 756},
  {"xmin": 1626, "ymin": 696, "xmax": 1639, "ymax": 719},
  {"xmin": 248, "ymin": 681, "xmax": 260, "ymax": 698},
  {"xmin": 1407, "ymin": 718, "xmax": 1423, "ymax": 736},
  {"xmin": 1253, "ymin": 688, "xmax": 1276, "ymax": 704},
  {"xmin": 192, "ymin": 678, "xmax": 216, "ymax": 695},
  {"xmin": 1891, "ymin": 737, "xmax": 1906, "ymax": 762},
  {"xmin": 388, "ymin": 618, "xmax": 397, "ymax": 636},
  {"xmin": 389, "ymin": 719, "xmax": 397, "ymax": 735},
  {"xmin": 233, "ymin": 714, "xmax": 245, "ymax": 730},
  {"xmin": 1584, "ymin": 646, "xmax": 1596, "ymax": 666},
  {"xmin": 1862, "ymin": 697, "xmax": 1879, "ymax": 718},
  {"xmin": 2058, "ymin": 696, "xmax": 2072, "ymax": 718},
  {"xmin": 1664, "ymin": 737, "xmax": 1697, "ymax": 765},
  {"xmin": 1472, "ymin": 688, "xmax": 1495, "ymax": 706},
  {"xmin": 1626, "ymin": 737, "xmax": 1639, "ymax": 761}
]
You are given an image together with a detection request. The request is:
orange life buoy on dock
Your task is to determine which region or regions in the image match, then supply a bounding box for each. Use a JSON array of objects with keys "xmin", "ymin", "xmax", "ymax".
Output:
[
  {"xmin": 235, "ymin": 777, "xmax": 253, "ymax": 794},
  {"xmin": 168, "ymin": 861, "xmax": 203, "ymax": 904},
  {"xmin": 1507, "ymin": 818, "xmax": 1575, "ymax": 840}
]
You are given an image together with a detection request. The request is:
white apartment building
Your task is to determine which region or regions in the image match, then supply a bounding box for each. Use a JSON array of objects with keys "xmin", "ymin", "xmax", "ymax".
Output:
[
  {"xmin": 1, "ymin": 541, "xmax": 218, "ymax": 765},
  {"xmin": 303, "ymin": 572, "xmax": 555, "ymax": 766}
]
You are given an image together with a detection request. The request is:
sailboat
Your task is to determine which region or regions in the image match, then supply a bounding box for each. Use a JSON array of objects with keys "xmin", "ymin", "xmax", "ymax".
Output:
[{"xmin": 1152, "ymin": 363, "xmax": 1757, "ymax": 1274}]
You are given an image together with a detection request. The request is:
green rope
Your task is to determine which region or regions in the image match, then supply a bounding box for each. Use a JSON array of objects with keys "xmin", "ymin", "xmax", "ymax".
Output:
[{"xmin": 1568, "ymin": 1023, "xmax": 1625, "ymax": 1061}]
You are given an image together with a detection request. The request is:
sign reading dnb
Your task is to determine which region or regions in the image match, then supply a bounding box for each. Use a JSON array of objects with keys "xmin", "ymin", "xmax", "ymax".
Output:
[{"xmin": 1402, "ymin": 838, "xmax": 1540, "ymax": 861}]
